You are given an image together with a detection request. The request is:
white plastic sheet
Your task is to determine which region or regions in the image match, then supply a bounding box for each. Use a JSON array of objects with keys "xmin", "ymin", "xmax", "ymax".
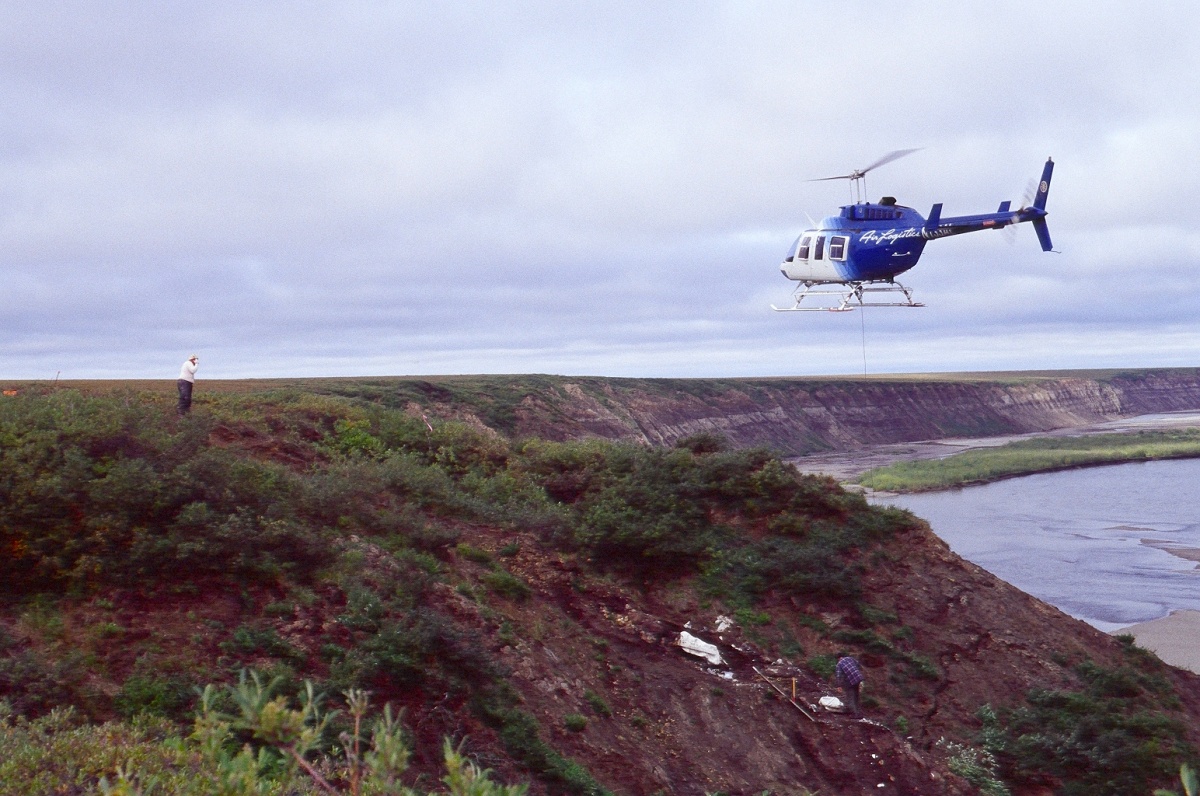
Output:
[{"xmin": 677, "ymin": 631, "xmax": 723, "ymax": 665}]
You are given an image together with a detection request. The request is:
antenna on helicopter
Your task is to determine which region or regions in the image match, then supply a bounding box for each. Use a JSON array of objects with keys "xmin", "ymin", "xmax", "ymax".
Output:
[{"xmin": 808, "ymin": 148, "xmax": 922, "ymax": 204}]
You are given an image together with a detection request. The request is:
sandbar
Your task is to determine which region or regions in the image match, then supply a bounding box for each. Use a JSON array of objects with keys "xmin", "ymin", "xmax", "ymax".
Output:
[{"xmin": 1117, "ymin": 610, "xmax": 1200, "ymax": 674}]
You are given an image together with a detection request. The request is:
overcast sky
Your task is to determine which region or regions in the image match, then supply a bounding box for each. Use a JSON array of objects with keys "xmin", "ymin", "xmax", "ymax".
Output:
[{"xmin": 3, "ymin": 2, "xmax": 1198, "ymax": 380}]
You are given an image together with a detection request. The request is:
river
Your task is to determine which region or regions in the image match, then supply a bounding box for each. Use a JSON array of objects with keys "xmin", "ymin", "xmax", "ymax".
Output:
[{"xmin": 877, "ymin": 458, "xmax": 1200, "ymax": 631}]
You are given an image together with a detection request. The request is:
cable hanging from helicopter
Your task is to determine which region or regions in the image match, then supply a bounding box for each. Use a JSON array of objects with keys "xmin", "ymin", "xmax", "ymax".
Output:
[{"xmin": 772, "ymin": 151, "xmax": 1055, "ymax": 313}]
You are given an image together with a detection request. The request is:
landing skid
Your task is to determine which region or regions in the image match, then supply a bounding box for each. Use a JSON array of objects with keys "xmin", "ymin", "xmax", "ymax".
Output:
[{"xmin": 771, "ymin": 281, "xmax": 924, "ymax": 312}]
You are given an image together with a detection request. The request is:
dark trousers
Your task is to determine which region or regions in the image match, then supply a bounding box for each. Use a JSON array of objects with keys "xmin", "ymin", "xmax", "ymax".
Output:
[
  {"xmin": 177, "ymin": 379, "xmax": 193, "ymax": 415},
  {"xmin": 844, "ymin": 683, "xmax": 861, "ymax": 716}
]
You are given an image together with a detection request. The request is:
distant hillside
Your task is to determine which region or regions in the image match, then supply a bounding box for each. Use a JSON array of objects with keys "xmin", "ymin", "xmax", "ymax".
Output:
[
  {"xmin": 37, "ymin": 367, "xmax": 1200, "ymax": 454},
  {"xmin": 2, "ymin": 380, "xmax": 1200, "ymax": 794}
]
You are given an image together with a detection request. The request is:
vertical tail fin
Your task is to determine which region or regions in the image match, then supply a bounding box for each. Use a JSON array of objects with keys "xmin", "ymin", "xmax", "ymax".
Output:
[
  {"xmin": 1031, "ymin": 157, "xmax": 1054, "ymax": 250},
  {"xmin": 1032, "ymin": 158, "xmax": 1054, "ymax": 211}
]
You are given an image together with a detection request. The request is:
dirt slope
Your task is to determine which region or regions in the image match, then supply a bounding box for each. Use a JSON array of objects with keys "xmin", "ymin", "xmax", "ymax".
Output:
[
  {"xmin": 18, "ymin": 512, "xmax": 1189, "ymax": 794},
  {"xmin": 7, "ymin": 374, "xmax": 1200, "ymax": 793},
  {"xmin": 398, "ymin": 518, "xmax": 1200, "ymax": 794}
]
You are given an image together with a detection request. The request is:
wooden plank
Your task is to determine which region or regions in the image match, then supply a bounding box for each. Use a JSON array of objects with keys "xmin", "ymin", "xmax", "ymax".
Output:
[{"xmin": 753, "ymin": 666, "xmax": 817, "ymax": 722}]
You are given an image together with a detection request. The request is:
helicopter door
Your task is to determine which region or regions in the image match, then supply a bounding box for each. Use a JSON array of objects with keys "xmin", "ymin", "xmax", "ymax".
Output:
[
  {"xmin": 797, "ymin": 235, "xmax": 813, "ymax": 260},
  {"xmin": 813, "ymin": 236, "xmax": 825, "ymax": 260}
]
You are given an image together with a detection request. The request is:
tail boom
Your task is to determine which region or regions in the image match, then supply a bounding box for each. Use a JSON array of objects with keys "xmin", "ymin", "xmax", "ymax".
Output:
[{"xmin": 921, "ymin": 157, "xmax": 1054, "ymax": 251}]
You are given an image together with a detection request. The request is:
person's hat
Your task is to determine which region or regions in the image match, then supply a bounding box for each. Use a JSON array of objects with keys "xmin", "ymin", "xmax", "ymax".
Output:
[{"xmin": 189, "ymin": 354, "xmax": 198, "ymax": 361}]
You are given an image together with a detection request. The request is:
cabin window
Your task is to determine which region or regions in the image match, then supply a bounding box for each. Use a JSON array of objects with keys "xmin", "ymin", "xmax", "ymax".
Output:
[
  {"xmin": 829, "ymin": 236, "xmax": 848, "ymax": 261},
  {"xmin": 797, "ymin": 236, "xmax": 812, "ymax": 260},
  {"xmin": 813, "ymin": 236, "xmax": 825, "ymax": 260}
]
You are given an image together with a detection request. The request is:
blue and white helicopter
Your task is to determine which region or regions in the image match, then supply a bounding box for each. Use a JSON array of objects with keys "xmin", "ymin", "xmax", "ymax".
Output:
[{"xmin": 773, "ymin": 150, "xmax": 1055, "ymax": 311}]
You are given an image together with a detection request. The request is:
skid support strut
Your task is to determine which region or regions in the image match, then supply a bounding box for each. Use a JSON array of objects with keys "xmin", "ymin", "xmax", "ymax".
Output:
[{"xmin": 771, "ymin": 280, "xmax": 924, "ymax": 312}]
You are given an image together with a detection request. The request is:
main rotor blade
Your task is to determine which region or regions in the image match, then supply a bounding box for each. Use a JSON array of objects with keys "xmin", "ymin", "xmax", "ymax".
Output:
[
  {"xmin": 857, "ymin": 148, "xmax": 922, "ymax": 175},
  {"xmin": 806, "ymin": 148, "xmax": 922, "ymax": 183}
]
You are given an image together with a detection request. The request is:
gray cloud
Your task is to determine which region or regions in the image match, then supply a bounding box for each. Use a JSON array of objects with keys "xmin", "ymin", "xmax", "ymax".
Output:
[{"xmin": 2, "ymin": 2, "xmax": 1199, "ymax": 380}]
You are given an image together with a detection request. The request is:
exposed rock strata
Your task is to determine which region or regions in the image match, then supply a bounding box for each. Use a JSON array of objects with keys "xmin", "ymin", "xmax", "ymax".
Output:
[{"xmin": 434, "ymin": 369, "xmax": 1200, "ymax": 454}]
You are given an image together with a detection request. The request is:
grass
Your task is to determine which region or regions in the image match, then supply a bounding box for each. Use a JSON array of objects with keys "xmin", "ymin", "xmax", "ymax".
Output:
[{"xmin": 857, "ymin": 429, "xmax": 1200, "ymax": 492}]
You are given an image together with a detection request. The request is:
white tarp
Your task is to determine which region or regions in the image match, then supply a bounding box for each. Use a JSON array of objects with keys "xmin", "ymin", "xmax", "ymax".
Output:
[
  {"xmin": 677, "ymin": 631, "xmax": 723, "ymax": 665},
  {"xmin": 819, "ymin": 695, "xmax": 846, "ymax": 712}
]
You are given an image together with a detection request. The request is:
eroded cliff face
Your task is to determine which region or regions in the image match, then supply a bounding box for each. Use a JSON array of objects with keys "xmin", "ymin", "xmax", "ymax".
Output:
[{"xmin": 404, "ymin": 369, "xmax": 1200, "ymax": 455}]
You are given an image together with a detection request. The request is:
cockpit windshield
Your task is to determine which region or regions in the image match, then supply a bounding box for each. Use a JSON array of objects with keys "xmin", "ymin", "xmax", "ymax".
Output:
[{"xmin": 785, "ymin": 235, "xmax": 801, "ymax": 262}]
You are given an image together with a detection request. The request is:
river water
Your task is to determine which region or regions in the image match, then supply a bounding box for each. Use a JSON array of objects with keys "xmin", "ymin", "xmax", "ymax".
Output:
[{"xmin": 878, "ymin": 458, "xmax": 1200, "ymax": 631}]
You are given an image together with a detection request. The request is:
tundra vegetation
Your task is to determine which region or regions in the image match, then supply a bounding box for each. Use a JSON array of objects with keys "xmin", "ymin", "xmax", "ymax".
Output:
[
  {"xmin": 857, "ymin": 428, "xmax": 1200, "ymax": 492},
  {"xmin": 0, "ymin": 385, "xmax": 1196, "ymax": 793}
]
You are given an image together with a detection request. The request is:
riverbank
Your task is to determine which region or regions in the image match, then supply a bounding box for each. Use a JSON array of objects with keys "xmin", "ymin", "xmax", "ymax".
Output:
[
  {"xmin": 858, "ymin": 429, "xmax": 1200, "ymax": 492},
  {"xmin": 790, "ymin": 410, "xmax": 1200, "ymax": 488}
]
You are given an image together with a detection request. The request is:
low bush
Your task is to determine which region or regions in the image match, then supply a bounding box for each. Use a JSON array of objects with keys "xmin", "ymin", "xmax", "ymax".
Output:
[
  {"xmin": 0, "ymin": 675, "xmax": 532, "ymax": 795},
  {"xmin": 0, "ymin": 649, "xmax": 80, "ymax": 718},
  {"xmin": 113, "ymin": 673, "xmax": 195, "ymax": 720},
  {"xmin": 472, "ymin": 688, "xmax": 609, "ymax": 795},
  {"xmin": 482, "ymin": 569, "xmax": 532, "ymax": 601},
  {"xmin": 584, "ymin": 690, "xmax": 612, "ymax": 718},
  {"xmin": 981, "ymin": 659, "xmax": 1196, "ymax": 796}
]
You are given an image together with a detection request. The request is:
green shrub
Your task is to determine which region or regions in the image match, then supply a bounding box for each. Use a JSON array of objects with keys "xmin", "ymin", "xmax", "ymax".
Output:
[
  {"xmin": 673, "ymin": 432, "xmax": 730, "ymax": 454},
  {"xmin": 472, "ymin": 684, "xmax": 609, "ymax": 795},
  {"xmin": 331, "ymin": 417, "xmax": 385, "ymax": 457},
  {"xmin": 456, "ymin": 543, "xmax": 495, "ymax": 565},
  {"xmin": 563, "ymin": 713, "xmax": 588, "ymax": 732},
  {"xmin": 0, "ymin": 649, "xmax": 80, "ymax": 718},
  {"xmin": 220, "ymin": 625, "xmax": 305, "ymax": 665},
  {"xmin": 113, "ymin": 674, "xmax": 194, "ymax": 720},
  {"xmin": 981, "ymin": 660, "xmax": 1194, "ymax": 795},
  {"xmin": 807, "ymin": 655, "xmax": 836, "ymax": 680},
  {"xmin": 482, "ymin": 570, "xmax": 532, "ymax": 601},
  {"xmin": 858, "ymin": 603, "xmax": 899, "ymax": 625},
  {"xmin": 584, "ymin": 690, "xmax": 612, "ymax": 718},
  {"xmin": 0, "ymin": 673, "xmax": 534, "ymax": 796},
  {"xmin": 0, "ymin": 705, "xmax": 202, "ymax": 794},
  {"xmin": 937, "ymin": 737, "xmax": 1009, "ymax": 796},
  {"xmin": 734, "ymin": 608, "xmax": 772, "ymax": 627}
]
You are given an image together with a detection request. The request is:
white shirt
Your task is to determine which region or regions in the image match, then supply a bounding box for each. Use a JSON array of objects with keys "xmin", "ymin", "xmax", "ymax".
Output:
[{"xmin": 179, "ymin": 359, "xmax": 198, "ymax": 382}]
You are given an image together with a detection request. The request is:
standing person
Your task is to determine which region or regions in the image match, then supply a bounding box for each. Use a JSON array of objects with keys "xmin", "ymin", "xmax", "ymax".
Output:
[
  {"xmin": 834, "ymin": 653, "xmax": 864, "ymax": 717},
  {"xmin": 177, "ymin": 354, "xmax": 198, "ymax": 415}
]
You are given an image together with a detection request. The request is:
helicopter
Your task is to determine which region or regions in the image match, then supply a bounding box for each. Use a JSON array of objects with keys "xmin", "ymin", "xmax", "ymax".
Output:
[{"xmin": 773, "ymin": 150, "xmax": 1055, "ymax": 312}]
